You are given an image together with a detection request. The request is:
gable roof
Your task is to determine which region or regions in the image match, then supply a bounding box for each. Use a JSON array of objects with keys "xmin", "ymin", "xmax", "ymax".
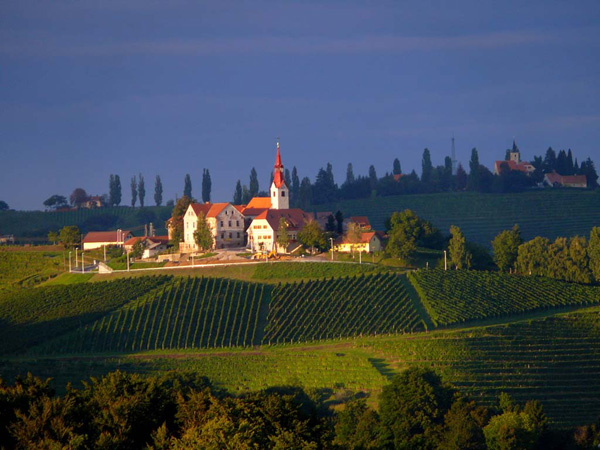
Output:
[
  {"xmin": 246, "ymin": 197, "xmax": 271, "ymax": 209},
  {"xmin": 189, "ymin": 202, "xmax": 232, "ymax": 219},
  {"xmin": 336, "ymin": 231, "xmax": 382, "ymax": 245},
  {"xmin": 545, "ymin": 171, "xmax": 587, "ymax": 187},
  {"xmin": 82, "ymin": 230, "xmax": 131, "ymax": 243},
  {"xmin": 494, "ymin": 160, "xmax": 534, "ymax": 174},
  {"xmin": 349, "ymin": 216, "xmax": 371, "ymax": 228},
  {"xmin": 124, "ymin": 235, "xmax": 169, "ymax": 246}
]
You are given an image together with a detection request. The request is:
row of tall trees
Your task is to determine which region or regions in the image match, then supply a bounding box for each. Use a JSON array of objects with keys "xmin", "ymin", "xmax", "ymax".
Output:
[
  {"xmin": 183, "ymin": 170, "xmax": 212, "ymax": 203},
  {"xmin": 3, "ymin": 367, "xmax": 581, "ymax": 450}
]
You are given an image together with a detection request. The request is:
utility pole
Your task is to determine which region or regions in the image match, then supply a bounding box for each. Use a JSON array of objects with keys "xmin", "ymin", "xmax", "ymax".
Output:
[
  {"xmin": 127, "ymin": 249, "xmax": 130, "ymax": 271},
  {"xmin": 104, "ymin": 245, "xmax": 107, "ymax": 262},
  {"xmin": 75, "ymin": 248, "xmax": 78, "ymax": 269},
  {"xmin": 444, "ymin": 250, "xmax": 448, "ymax": 271},
  {"xmin": 81, "ymin": 251, "xmax": 84, "ymax": 272},
  {"xmin": 69, "ymin": 252, "xmax": 72, "ymax": 272},
  {"xmin": 330, "ymin": 237, "xmax": 334, "ymax": 261},
  {"xmin": 359, "ymin": 250, "xmax": 362, "ymax": 264}
]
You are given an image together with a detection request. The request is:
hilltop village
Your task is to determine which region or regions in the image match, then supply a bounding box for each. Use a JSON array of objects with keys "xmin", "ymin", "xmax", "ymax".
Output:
[{"xmin": 81, "ymin": 142, "xmax": 382, "ymax": 260}]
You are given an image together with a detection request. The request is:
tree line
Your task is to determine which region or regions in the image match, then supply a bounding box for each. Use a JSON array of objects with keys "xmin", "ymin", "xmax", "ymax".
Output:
[
  {"xmin": 230, "ymin": 145, "xmax": 598, "ymax": 208},
  {"xmin": 3, "ymin": 366, "xmax": 598, "ymax": 449}
]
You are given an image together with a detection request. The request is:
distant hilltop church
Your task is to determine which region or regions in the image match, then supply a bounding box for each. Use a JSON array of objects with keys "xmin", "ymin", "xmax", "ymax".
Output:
[{"xmin": 176, "ymin": 140, "xmax": 317, "ymax": 254}]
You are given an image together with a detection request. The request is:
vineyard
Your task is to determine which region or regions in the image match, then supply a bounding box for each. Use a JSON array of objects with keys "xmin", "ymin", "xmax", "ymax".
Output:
[
  {"xmin": 320, "ymin": 190, "xmax": 600, "ymax": 246},
  {"xmin": 408, "ymin": 269, "xmax": 600, "ymax": 326},
  {"xmin": 33, "ymin": 277, "xmax": 271, "ymax": 354},
  {"xmin": 0, "ymin": 249, "xmax": 64, "ymax": 290},
  {"xmin": 361, "ymin": 308, "xmax": 600, "ymax": 427},
  {"xmin": 263, "ymin": 272, "xmax": 425, "ymax": 344},
  {"xmin": 252, "ymin": 261, "xmax": 386, "ymax": 281},
  {"xmin": 0, "ymin": 276, "xmax": 170, "ymax": 355},
  {"xmin": 0, "ymin": 205, "xmax": 171, "ymax": 239}
]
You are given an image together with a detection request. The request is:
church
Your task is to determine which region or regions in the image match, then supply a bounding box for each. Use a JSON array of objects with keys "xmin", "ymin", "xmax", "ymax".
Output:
[{"xmin": 179, "ymin": 140, "xmax": 316, "ymax": 253}]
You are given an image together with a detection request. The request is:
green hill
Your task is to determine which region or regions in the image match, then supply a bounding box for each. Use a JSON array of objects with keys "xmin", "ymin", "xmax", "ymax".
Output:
[
  {"xmin": 4, "ymin": 269, "xmax": 600, "ymax": 427},
  {"xmin": 320, "ymin": 190, "xmax": 600, "ymax": 246},
  {"xmin": 0, "ymin": 206, "xmax": 172, "ymax": 240}
]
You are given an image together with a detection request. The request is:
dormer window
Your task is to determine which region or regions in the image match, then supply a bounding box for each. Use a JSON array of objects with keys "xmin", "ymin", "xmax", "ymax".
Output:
[{"xmin": 282, "ymin": 191, "xmax": 285, "ymax": 197}]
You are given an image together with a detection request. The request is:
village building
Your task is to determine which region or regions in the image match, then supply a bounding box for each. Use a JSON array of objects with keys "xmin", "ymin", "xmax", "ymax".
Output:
[
  {"xmin": 334, "ymin": 230, "xmax": 384, "ymax": 254},
  {"xmin": 348, "ymin": 216, "xmax": 371, "ymax": 230},
  {"xmin": 544, "ymin": 171, "xmax": 588, "ymax": 188},
  {"xmin": 124, "ymin": 235, "xmax": 169, "ymax": 258},
  {"xmin": 493, "ymin": 141, "xmax": 535, "ymax": 175},
  {"xmin": 82, "ymin": 230, "xmax": 132, "ymax": 250},
  {"xmin": 246, "ymin": 141, "xmax": 316, "ymax": 253},
  {"xmin": 180, "ymin": 202, "xmax": 245, "ymax": 252}
]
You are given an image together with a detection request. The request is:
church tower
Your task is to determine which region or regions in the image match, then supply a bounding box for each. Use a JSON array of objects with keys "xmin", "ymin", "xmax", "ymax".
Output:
[{"xmin": 270, "ymin": 139, "xmax": 289, "ymax": 209}]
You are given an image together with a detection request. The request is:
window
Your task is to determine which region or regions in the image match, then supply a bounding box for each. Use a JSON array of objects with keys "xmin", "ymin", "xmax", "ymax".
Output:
[
  {"xmin": 236, "ymin": 220, "xmax": 239, "ymax": 227},
  {"xmin": 272, "ymin": 191, "xmax": 275, "ymax": 197},
  {"xmin": 229, "ymin": 232, "xmax": 232, "ymax": 238},
  {"xmin": 237, "ymin": 232, "xmax": 240, "ymax": 238},
  {"xmin": 282, "ymin": 191, "xmax": 285, "ymax": 197},
  {"xmin": 221, "ymin": 233, "xmax": 224, "ymax": 239},
  {"xmin": 228, "ymin": 221, "xmax": 231, "ymax": 227},
  {"xmin": 220, "ymin": 221, "xmax": 223, "ymax": 227}
]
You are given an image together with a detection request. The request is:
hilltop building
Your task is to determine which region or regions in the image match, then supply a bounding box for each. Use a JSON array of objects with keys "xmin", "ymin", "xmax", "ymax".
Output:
[
  {"xmin": 82, "ymin": 230, "xmax": 132, "ymax": 250},
  {"xmin": 493, "ymin": 140, "xmax": 535, "ymax": 175},
  {"xmin": 180, "ymin": 202, "xmax": 245, "ymax": 252},
  {"xmin": 544, "ymin": 171, "xmax": 588, "ymax": 188}
]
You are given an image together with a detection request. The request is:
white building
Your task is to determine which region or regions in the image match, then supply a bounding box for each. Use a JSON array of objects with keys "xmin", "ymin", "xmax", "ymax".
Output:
[
  {"xmin": 82, "ymin": 230, "xmax": 132, "ymax": 250},
  {"xmin": 181, "ymin": 202, "xmax": 245, "ymax": 252}
]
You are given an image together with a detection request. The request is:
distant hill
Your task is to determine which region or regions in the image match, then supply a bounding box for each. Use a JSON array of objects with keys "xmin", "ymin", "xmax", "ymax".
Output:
[
  {"xmin": 0, "ymin": 206, "xmax": 172, "ymax": 241},
  {"xmin": 319, "ymin": 189, "xmax": 600, "ymax": 246}
]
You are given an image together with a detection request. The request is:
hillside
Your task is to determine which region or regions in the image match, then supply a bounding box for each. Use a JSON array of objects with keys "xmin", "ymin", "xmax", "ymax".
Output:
[
  {"xmin": 3, "ymin": 269, "xmax": 600, "ymax": 427},
  {"xmin": 0, "ymin": 206, "xmax": 172, "ymax": 240},
  {"xmin": 320, "ymin": 190, "xmax": 600, "ymax": 246}
]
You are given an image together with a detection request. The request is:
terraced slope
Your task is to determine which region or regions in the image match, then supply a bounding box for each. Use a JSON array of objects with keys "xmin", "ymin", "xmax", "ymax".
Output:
[
  {"xmin": 363, "ymin": 308, "xmax": 600, "ymax": 427},
  {"xmin": 33, "ymin": 277, "xmax": 270, "ymax": 354},
  {"xmin": 321, "ymin": 190, "xmax": 600, "ymax": 246},
  {"xmin": 409, "ymin": 269, "xmax": 600, "ymax": 326},
  {"xmin": 264, "ymin": 273, "xmax": 425, "ymax": 344}
]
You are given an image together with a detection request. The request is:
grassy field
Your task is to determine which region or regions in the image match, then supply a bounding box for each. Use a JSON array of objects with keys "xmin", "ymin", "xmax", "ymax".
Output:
[
  {"xmin": 0, "ymin": 205, "xmax": 172, "ymax": 240},
  {"xmin": 0, "ymin": 249, "xmax": 65, "ymax": 291},
  {"xmin": 321, "ymin": 190, "xmax": 600, "ymax": 246}
]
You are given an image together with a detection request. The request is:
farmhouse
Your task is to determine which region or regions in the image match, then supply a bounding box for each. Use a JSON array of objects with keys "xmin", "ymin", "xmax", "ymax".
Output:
[
  {"xmin": 334, "ymin": 230, "xmax": 384, "ymax": 254},
  {"xmin": 544, "ymin": 171, "xmax": 587, "ymax": 188},
  {"xmin": 82, "ymin": 230, "xmax": 132, "ymax": 250},
  {"xmin": 124, "ymin": 235, "xmax": 169, "ymax": 258},
  {"xmin": 180, "ymin": 202, "xmax": 245, "ymax": 252},
  {"xmin": 493, "ymin": 141, "xmax": 535, "ymax": 175}
]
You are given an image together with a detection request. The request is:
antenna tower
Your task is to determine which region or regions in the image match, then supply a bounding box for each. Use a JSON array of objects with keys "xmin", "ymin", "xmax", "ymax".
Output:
[{"xmin": 451, "ymin": 134, "xmax": 457, "ymax": 175}]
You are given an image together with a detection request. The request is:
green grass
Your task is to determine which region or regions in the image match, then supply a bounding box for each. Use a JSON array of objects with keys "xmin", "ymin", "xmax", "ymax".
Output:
[
  {"xmin": 408, "ymin": 269, "xmax": 600, "ymax": 327},
  {"xmin": 320, "ymin": 190, "xmax": 600, "ymax": 246},
  {"xmin": 41, "ymin": 272, "xmax": 94, "ymax": 286},
  {"xmin": 0, "ymin": 249, "xmax": 64, "ymax": 290}
]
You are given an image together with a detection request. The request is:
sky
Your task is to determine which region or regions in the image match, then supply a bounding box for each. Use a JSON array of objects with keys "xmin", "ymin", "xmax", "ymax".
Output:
[{"xmin": 1, "ymin": 0, "xmax": 599, "ymax": 210}]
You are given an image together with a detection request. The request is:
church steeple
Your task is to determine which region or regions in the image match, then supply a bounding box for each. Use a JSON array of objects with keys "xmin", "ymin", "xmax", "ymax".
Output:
[{"xmin": 270, "ymin": 138, "xmax": 289, "ymax": 209}]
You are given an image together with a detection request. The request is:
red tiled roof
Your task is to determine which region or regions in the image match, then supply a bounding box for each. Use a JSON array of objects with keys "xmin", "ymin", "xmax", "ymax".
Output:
[
  {"xmin": 336, "ymin": 231, "xmax": 381, "ymax": 245},
  {"xmin": 393, "ymin": 174, "xmax": 404, "ymax": 182},
  {"xmin": 124, "ymin": 235, "xmax": 169, "ymax": 246},
  {"xmin": 189, "ymin": 202, "xmax": 230, "ymax": 219},
  {"xmin": 255, "ymin": 209, "xmax": 314, "ymax": 231},
  {"xmin": 82, "ymin": 230, "xmax": 131, "ymax": 243},
  {"xmin": 273, "ymin": 142, "xmax": 286, "ymax": 188},
  {"xmin": 233, "ymin": 204, "xmax": 246, "ymax": 214},
  {"xmin": 246, "ymin": 197, "xmax": 271, "ymax": 209},
  {"xmin": 495, "ymin": 160, "xmax": 534, "ymax": 173},
  {"xmin": 349, "ymin": 216, "xmax": 370, "ymax": 228},
  {"xmin": 545, "ymin": 171, "xmax": 587, "ymax": 187}
]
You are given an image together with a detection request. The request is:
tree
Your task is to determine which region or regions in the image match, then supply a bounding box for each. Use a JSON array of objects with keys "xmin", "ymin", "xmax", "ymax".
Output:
[
  {"xmin": 249, "ymin": 167, "xmax": 259, "ymax": 197},
  {"xmin": 58, "ymin": 225, "xmax": 81, "ymax": 248},
  {"xmin": 233, "ymin": 180, "xmax": 243, "ymax": 204},
  {"xmin": 335, "ymin": 211, "xmax": 344, "ymax": 235},
  {"xmin": 154, "ymin": 175, "xmax": 163, "ymax": 206},
  {"xmin": 138, "ymin": 173, "xmax": 145, "ymax": 207},
  {"xmin": 421, "ymin": 148, "xmax": 433, "ymax": 184},
  {"xmin": 183, "ymin": 174, "xmax": 192, "ymax": 198},
  {"xmin": 170, "ymin": 196, "xmax": 192, "ymax": 248},
  {"xmin": 566, "ymin": 236, "xmax": 592, "ymax": 283},
  {"xmin": 492, "ymin": 225, "xmax": 522, "ymax": 272},
  {"xmin": 334, "ymin": 398, "xmax": 381, "ymax": 450},
  {"xmin": 393, "ymin": 158, "xmax": 402, "ymax": 175},
  {"xmin": 439, "ymin": 398, "xmax": 488, "ymax": 450},
  {"xmin": 543, "ymin": 147, "xmax": 557, "ymax": 173},
  {"xmin": 276, "ymin": 217, "xmax": 290, "ymax": 253},
  {"xmin": 193, "ymin": 212, "xmax": 214, "ymax": 251},
  {"xmin": 588, "ymin": 227, "xmax": 600, "ymax": 281},
  {"xmin": 516, "ymin": 237, "xmax": 549, "ymax": 276},
  {"xmin": 69, "ymin": 188, "xmax": 88, "ymax": 207},
  {"xmin": 456, "ymin": 164, "xmax": 467, "ymax": 191},
  {"xmin": 579, "ymin": 157, "xmax": 599, "ymax": 188},
  {"xmin": 346, "ymin": 163, "xmax": 355, "ymax": 184},
  {"xmin": 0, "ymin": 200, "xmax": 8, "ymax": 211},
  {"xmin": 297, "ymin": 220, "xmax": 326, "ymax": 254},
  {"xmin": 325, "ymin": 214, "xmax": 336, "ymax": 233},
  {"xmin": 313, "ymin": 163, "xmax": 338, "ymax": 204},
  {"xmin": 291, "ymin": 167, "xmax": 300, "ymax": 206},
  {"xmin": 130, "ymin": 175, "xmax": 137, "ymax": 207},
  {"xmin": 449, "ymin": 225, "xmax": 472, "ymax": 269},
  {"xmin": 202, "ymin": 169, "xmax": 211, "ymax": 203},
  {"xmin": 43, "ymin": 195, "xmax": 68, "ymax": 210},
  {"xmin": 131, "ymin": 239, "xmax": 145, "ymax": 259},
  {"xmin": 379, "ymin": 367, "xmax": 454, "ymax": 449},
  {"xmin": 298, "ymin": 177, "xmax": 313, "ymax": 210},
  {"xmin": 347, "ymin": 222, "xmax": 363, "ymax": 258},
  {"xmin": 467, "ymin": 148, "xmax": 480, "ymax": 191},
  {"xmin": 109, "ymin": 174, "xmax": 122, "ymax": 206},
  {"xmin": 47, "ymin": 231, "xmax": 59, "ymax": 244},
  {"xmin": 368, "ymin": 165, "xmax": 378, "ymax": 191}
]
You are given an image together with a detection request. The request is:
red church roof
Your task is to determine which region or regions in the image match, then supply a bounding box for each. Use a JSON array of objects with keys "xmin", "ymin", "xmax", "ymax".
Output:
[{"xmin": 273, "ymin": 141, "xmax": 286, "ymax": 188}]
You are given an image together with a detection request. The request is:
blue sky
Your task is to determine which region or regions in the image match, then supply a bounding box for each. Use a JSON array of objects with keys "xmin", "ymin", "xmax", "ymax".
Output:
[{"xmin": 1, "ymin": 1, "xmax": 599, "ymax": 210}]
